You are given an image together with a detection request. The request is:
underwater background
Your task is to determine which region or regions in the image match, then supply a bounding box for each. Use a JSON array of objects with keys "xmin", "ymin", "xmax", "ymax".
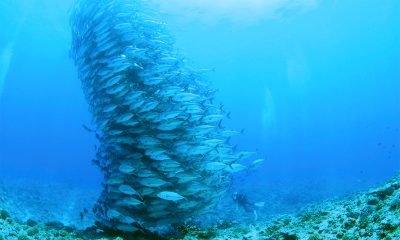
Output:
[{"xmin": 0, "ymin": 0, "xmax": 400, "ymax": 236}]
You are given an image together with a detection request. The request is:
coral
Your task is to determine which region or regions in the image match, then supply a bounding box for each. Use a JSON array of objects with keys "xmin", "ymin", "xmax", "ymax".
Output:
[
  {"xmin": 1, "ymin": 174, "xmax": 400, "ymax": 239},
  {"xmin": 176, "ymin": 174, "xmax": 400, "ymax": 240}
]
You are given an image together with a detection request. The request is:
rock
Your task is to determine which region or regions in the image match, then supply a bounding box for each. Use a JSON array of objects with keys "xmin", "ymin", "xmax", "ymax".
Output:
[
  {"xmin": 308, "ymin": 234, "xmax": 321, "ymax": 240},
  {"xmin": 27, "ymin": 227, "xmax": 39, "ymax": 236},
  {"xmin": 346, "ymin": 211, "xmax": 359, "ymax": 219},
  {"xmin": 371, "ymin": 186, "xmax": 395, "ymax": 200},
  {"xmin": 367, "ymin": 196, "xmax": 379, "ymax": 205},
  {"xmin": 26, "ymin": 219, "xmax": 37, "ymax": 227},
  {"xmin": 46, "ymin": 221, "xmax": 64, "ymax": 230},
  {"xmin": 17, "ymin": 233, "xmax": 29, "ymax": 240},
  {"xmin": 391, "ymin": 182, "xmax": 400, "ymax": 190},
  {"xmin": 0, "ymin": 209, "xmax": 9, "ymax": 220},
  {"xmin": 281, "ymin": 232, "xmax": 298, "ymax": 240}
]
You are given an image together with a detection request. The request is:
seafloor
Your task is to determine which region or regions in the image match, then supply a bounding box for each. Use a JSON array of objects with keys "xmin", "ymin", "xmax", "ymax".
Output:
[{"xmin": 1, "ymin": 175, "xmax": 400, "ymax": 240}]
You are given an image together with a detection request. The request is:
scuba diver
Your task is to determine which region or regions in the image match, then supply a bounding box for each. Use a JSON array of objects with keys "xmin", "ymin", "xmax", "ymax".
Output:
[{"xmin": 232, "ymin": 192, "xmax": 263, "ymax": 220}]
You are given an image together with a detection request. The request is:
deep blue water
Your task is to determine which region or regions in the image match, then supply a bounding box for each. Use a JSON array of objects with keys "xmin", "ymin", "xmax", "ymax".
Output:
[{"xmin": 1, "ymin": 0, "xmax": 399, "ymax": 218}]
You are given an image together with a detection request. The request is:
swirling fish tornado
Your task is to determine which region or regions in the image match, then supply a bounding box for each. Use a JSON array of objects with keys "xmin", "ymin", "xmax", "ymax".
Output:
[{"xmin": 70, "ymin": 0, "xmax": 260, "ymax": 233}]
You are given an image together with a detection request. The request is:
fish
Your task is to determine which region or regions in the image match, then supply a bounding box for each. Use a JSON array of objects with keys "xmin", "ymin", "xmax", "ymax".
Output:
[
  {"xmin": 176, "ymin": 172, "xmax": 198, "ymax": 183},
  {"xmin": 149, "ymin": 153, "xmax": 171, "ymax": 161},
  {"xmin": 106, "ymin": 83, "xmax": 125, "ymax": 95},
  {"xmin": 157, "ymin": 120, "xmax": 183, "ymax": 131},
  {"xmin": 119, "ymin": 163, "xmax": 135, "ymax": 174},
  {"xmin": 156, "ymin": 133, "xmax": 178, "ymax": 140},
  {"xmin": 228, "ymin": 163, "xmax": 247, "ymax": 173},
  {"xmin": 157, "ymin": 160, "xmax": 181, "ymax": 168},
  {"xmin": 221, "ymin": 130, "xmax": 242, "ymax": 137},
  {"xmin": 204, "ymin": 162, "xmax": 228, "ymax": 171},
  {"xmin": 157, "ymin": 191, "xmax": 185, "ymax": 201},
  {"xmin": 154, "ymin": 111, "xmax": 181, "ymax": 122},
  {"xmin": 172, "ymin": 92, "xmax": 199, "ymax": 102},
  {"xmin": 107, "ymin": 209, "xmax": 121, "ymax": 219},
  {"xmin": 118, "ymin": 184, "xmax": 140, "ymax": 196},
  {"xmin": 115, "ymin": 113, "xmax": 134, "ymax": 123},
  {"xmin": 122, "ymin": 120, "xmax": 139, "ymax": 127},
  {"xmin": 139, "ymin": 178, "xmax": 170, "ymax": 188},
  {"xmin": 106, "ymin": 176, "xmax": 124, "ymax": 185},
  {"xmin": 250, "ymin": 158, "xmax": 265, "ymax": 169},
  {"xmin": 190, "ymin": 145, "xmax": 213, "ymax": 155},
  {"xmin": 116, "ymin": 197, "xmax": 143, "ymax": 207},
  {"xmin": 137, "ymin": 136, "xmax": 160, "ymax": 146},
  {"xmin": 129, "ymin": 99, "xmax": 145, "ymax": 110},
  {"xmin": 70, "ymin": 0, "xmax": 255, "ymax": 232},
  {"xmin": 202, "ymin": 114, "xmax": 224, "ymax": 124},
  {"xmin": 138, "ymin": 188, "xmax": 155, "ymax": 196},
  {"xmin": 103, "ymin": 75, "xmax": 124, "ymax": 88},
  {"xmin": 82, "ymin": 124, "xmax": 95, "ymax": 132},
  {"xmin": 103, "ymin": 104, "xmax": 118, "ymax": 113},
  {"xmin": 135, "ymin": 170, "xmax": 158, "ymax": 178},
  {"xmin": 177, "ymin": 201, "xmax": 198, "ymax": 209},
  {"xmin": 237, "ymin": 151, "xmax": 256, "ymax": 160},
  {"xmin": 143, "ymin": 77, "xmax": 164, "ymax": 85},
  {"xmin": 138, "ymin": 100, "xmax": 158, "ymax": 113},
  {"xmin": 115, "ymin": 224, "xmax": 138, "ymax": 232},
  {"xmin": 119, "ymin": 215, "xmax": 136, "ymax": 224},
  {"xmin": 189, "ymin": 125, "xmax": 215, "ymax": 135},
  {"xmin": 123, "ymin": 91, "xmax": 145, "ymax": 105}
]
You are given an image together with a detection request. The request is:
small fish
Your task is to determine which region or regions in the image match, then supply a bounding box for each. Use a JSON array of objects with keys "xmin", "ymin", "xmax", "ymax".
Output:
[
  {"xmin": 250, "ymin": 159, "xmax": 265, "ymax": 169},
  {"xmin": 118, "ymin": 184, "xmax": 140, "ymax": 196},
  {"xmin": 103, "ymin": 104, "xmax": 117, "ymax": 113},
  {"xmin": 172, "ymin": 92, "xmax": 199, "ymax": 102},
  {"xmin": 228, "ymin": 163, "xmax": 247, "ymax": 173},
  {"xmin": 82, "ymin": 124, "xmax": 94, "ymax": 132},
  {"xmin": 204, "ymin": 162, "xmax": 228, "ymax": 171},
  {"xmin": 202, "ymin": 114, "xmax": 224, "ymax": 124},
  {"xmin": 157, "ymin": 191, "xmax": 185, "ymax": 201},
  {"xmin": 139, "ymin": 178, "xmax": 170, "ymax": 188},
  {"xmin": 115, "ymin": 224, "xmax": 138, "ymax": 232},
  {"xmin": 115, "ymin": 113, "xmax": 134, "ymax": 123},
  {"xmin": 138, "ymin": 101, "xmax": 158, "ymax": 113},
  {"xmin": 143, "ymin": 77, "xmax": 164, "ymax": 85},
  {"xmin": 116, "ymin": 197, "xmax": 143, "ymax": 207},
  {"xmin": 119, "ymin": 163, "xmax": 135, "ymax": 174},
  {"xmin": 157, "ymin": 120, "xmax": 183, "ymax": 131},
  {"xmin": 107, "ymin": 209, "xmax": 121, "ymax": 219}
]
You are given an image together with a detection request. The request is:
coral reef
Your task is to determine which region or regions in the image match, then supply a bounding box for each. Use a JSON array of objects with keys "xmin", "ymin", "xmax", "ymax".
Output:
[
  {"xmin": 1, "ymin": 175, "xmax": 400, "ymax": 239},
  {"xmin": 0, "ymin": 179, "xmax": 99, "ymax": 229},
  {"xmin": 0, "ymin": 208, "xmax": 81, "ymax": 240},
  {"xmin": 177, "ymin": 175, "xmax": 400, "ymax": 240}
]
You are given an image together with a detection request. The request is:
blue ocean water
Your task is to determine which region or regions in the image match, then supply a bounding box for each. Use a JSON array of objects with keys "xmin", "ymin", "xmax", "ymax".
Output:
[{"xmin": 0, "ymin": 0, "xmax": 399, "ymax": 227}]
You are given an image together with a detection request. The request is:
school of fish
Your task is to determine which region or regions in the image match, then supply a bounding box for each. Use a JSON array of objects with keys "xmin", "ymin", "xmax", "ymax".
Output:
[{"xmin": 70, "ymin": 0, "xmax": 264, "ymax": 233}]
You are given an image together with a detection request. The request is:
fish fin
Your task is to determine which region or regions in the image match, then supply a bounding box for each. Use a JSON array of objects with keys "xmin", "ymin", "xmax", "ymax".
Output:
[
  {"xmin": 213, "ymin": 146, "xmax": 219, "ymax": 154},
  {"xmin": 218, "ymin": 120, "xmax": 224, "ymax": 129}
]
